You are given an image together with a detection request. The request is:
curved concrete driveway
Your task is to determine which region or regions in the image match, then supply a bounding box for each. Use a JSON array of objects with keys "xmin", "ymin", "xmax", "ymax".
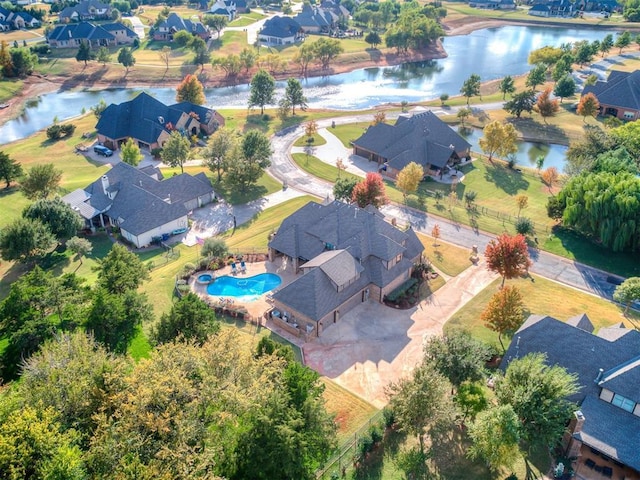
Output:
[{"xmin": 268, "ymin": 115, "xmax": 625, "ymax": 302}]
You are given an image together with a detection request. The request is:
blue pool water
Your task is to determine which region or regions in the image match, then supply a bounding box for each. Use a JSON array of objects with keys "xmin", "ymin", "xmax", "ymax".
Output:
[
  {"xmin": 206, "ymin": 273, "xmax": 281, "ymax": 297},
  {"xmin": 198, "ymin": 274, "xmax": 213, "ymax": 282}
]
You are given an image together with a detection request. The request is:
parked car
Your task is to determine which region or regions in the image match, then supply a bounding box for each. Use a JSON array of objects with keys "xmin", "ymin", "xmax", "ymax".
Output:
[{"xmin": 94, "ymin": 145, "xmax": 113, "ymax": 157}]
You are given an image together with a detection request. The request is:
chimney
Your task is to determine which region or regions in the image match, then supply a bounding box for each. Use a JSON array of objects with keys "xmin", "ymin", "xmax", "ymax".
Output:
[
  {"xmin": 563, "ymin": 410, "xmax": 586, "ymax": 457},
  {"xmin": 595, "ymin": 368, "xmax": 604, "ymax": 384},
  {"xmin": 101, "ymin": 175, "xmax": 109, "ymax": 195}
]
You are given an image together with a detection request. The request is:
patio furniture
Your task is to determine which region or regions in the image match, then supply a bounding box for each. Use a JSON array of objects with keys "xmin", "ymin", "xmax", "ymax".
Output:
[
  {"xmin": 231, "ymin": 262, "xmax": 237, "ymax": 275},
  {"xmin": 240, "ymin": 261, "xmax": 246, "ymax": 273}
]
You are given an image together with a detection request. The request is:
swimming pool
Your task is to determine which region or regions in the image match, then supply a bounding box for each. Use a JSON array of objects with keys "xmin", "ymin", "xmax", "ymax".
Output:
[{"xmin": 206, "ymin": 273, "xmax": 281, "ymax": 298}]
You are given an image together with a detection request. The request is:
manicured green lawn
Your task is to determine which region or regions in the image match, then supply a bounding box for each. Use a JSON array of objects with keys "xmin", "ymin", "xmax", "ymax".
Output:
[
  {"xmin": 330, "ymin": 122, "xmax": 370, "ymax": 148},
  {"xmin": 417, "ymin": 233, "xmax": 472, "ymax": 277},
  {"xmin": 229, "ymin": 13, "xmax": 264, "ymax": 27},
  {"xmin": 445, "ymin": 274, "xmax": 639, "ymax": 350},
  {"xmin": 223, "ymin": 195, "xmax": 318, "ymax": 251},
  {"xmin": 0, "ymin": 79, "xmax": 23, "ymax": 103},
  {"xmin": 293, "ymin": 133, "xmax": 327, "ymax": 147},
  {"xmin": 213, "ymin": 172, "xmax": 282, "ymax": 205}
]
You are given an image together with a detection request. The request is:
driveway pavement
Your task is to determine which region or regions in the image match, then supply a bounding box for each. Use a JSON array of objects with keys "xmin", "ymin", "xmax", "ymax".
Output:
[
  {"xmin": 304, "ymin": 260, "xmax": 499, "ymax": 408},
  {"xmin": 129, "ymin": 15, "xmax": 146, "ymax": 39}
]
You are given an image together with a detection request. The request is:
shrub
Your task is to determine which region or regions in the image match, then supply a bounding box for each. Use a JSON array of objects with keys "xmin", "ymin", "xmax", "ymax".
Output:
[
  {"xmin": 514, "ymin": 216, "xmax": 534, "ymax": 236},
  {"xmin": 30, "ymin": 44, "xmax": 51, "ymax": 55},
  {"xmin": 46, "ymin": 124, "xmax": 62, "ymax": 140},
  {"xmin": 202, "ymin": 238, "xmax": 228, "ymax": 259},
  {"xmin": 151, "ymin": 147, "xmax": 163, "ymax": 158},
  {"xmin": 61, "ymin": 124, "xmax": 76, "ymax": 136},
  {"xmin": 369, "ymin": 424, "xmax": 383, "ymax": 444},
  {"xmin": 382, "ymin": 407, "xmax": 395, "ymax": 428},
  {"xmin": 181, "ymin": 262, "xmax": 196, "ymax": 278},
  {"xmin": 385, "ymin": 278, "xmax": 418, "ymax": 303},
  {"xmin": 357, "ymin": 432, "xmax": 374, "ymax": 458},
  {"xmin": 505, "ymin": 475, "xmax": 518, "ymax": 480}
]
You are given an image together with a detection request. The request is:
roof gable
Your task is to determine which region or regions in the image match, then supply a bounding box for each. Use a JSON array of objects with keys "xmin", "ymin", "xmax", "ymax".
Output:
[{"xmin": 582, "ymin": 70, "xmax": 640, "ymax": 112}]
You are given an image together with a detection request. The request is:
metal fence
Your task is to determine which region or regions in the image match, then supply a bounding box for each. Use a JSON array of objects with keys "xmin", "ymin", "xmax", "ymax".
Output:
[{"xmin": 316, "ymin": 410, "xmax": 385, "ymax": 479}]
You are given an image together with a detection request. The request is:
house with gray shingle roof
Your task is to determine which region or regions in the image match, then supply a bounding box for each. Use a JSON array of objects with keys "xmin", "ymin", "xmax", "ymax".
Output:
[
  {"xmin": 0, "ymin": 8, "xmax": 40, "ymax": 29},
  {"xmin": 47, "ymin": 21, "xmax": 136, "ymax": 48},
  {"xmin": 95, "ymin": 92, "xmax": 224, "ymax": 152},
  {"xmin": 258, "ymin": 16, "xmax": 303, "ymax": 45},
  {"xmin": 267, "ymin": 200, "xmax": 424, "ymax": 338},
  {"xmin": 501, "ymin": 314, "xmax": 640, "ymax": 479},
  {"xmin": 62, "ymin": 162, "xmax": 215, "ymax": 248},
  {"xmin": 582, "ymin": 70, "xmax": 640, "ymax": 121},
  {"xmin": 58, "ymin": 0, "xmax": 111, "ymax": 22},
  {"xmin": 352, "ymin": 111, "xmax": 471, "ymax": 179},
  {"xmin": 293, "ymin": 4, "xmax": 338, "ymax": 33},
  {"xmin": 153, "ymin": 12, "xmax": 211, "ymax": 41}
]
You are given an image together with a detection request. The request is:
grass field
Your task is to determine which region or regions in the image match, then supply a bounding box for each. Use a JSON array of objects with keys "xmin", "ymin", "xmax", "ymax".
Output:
[
  {"xmin": 445, "ymin": 274, "xmax": 640, "ymax": 349},
  {"xmin": 293, "ymin": 133, "xmax": 327, "ymax": 147},
  {"xmin": 417, "ymin": 233, "xmax": 472, "ymax": 277},
  {"xmin": 0, "ymin": 79, "xmax": 23, "ymax": 103},
  {"xmin": 222, "ymin": 195, "xmax": 318, "ymax": 251}
]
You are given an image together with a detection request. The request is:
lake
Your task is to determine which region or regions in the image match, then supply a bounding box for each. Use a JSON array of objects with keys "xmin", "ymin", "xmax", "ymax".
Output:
[{"xmin": 0, "ymin": 25, "xmax": 609, "ymax": 144}]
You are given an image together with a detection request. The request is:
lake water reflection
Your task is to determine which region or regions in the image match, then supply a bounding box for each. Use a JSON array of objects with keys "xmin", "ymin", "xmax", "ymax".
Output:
[{"xmin": 0, "ymin": 25, "xmax": 609, "ymax": 143}]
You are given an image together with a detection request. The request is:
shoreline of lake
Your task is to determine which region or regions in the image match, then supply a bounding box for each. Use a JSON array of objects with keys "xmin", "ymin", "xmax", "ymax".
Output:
[{"xmin": 0, "ymin": 16, "xmax": 609, "ymax": 128}]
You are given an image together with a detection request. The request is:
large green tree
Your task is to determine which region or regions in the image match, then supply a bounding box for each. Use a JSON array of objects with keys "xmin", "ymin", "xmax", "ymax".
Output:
[
  {"xmin": 282, "ymin": 78, "xmax": 308, "ymax": 115},
  {"xmin": 119, "ymin": 137, "xmax": 143, "ymax": 166},
  {"xmin": 248, "ymin": 69, "xmax": 276, "ymax": 114},
  {"xmin": 0, "ymin": 151, "xmax": 23, "ymax": 188},
  {"xmin": 504, "ymin": 89, "xmax": 536, "ymax": 118},
  {"xmin": 525, "ymin": 63, "xmax": 546, "ymax": 90},
  {"xmin": 160, "ymin": 130, "xmax": 191, "ymax": 174},
  {"xmin": 20, "ymin": 163, "xmax": 62, "ymax": 200},
  {"xmin": 22, "ymin": 198, "xmax": 83, "ymax": 243},
  {"xmin": 0, "ymin": 406, "xmax": 87, "ymax": 479},
  {"xmin": 498, "ymin": 75, "xmax": 515, "ymax": 100},
  {"xmin": 460, "ymin": 73, "xmax": 481, "ymax": 105},
  {"xmin": 75, "ymin": 40, "xmax": 92, "ymax": 66},
  {"xmin": 95, "ymin": 243, "xmax": 149, "ymax": 294},
  {"xmin": 86, "ymin": 288, "xmax": 152, "ymax": 353},
  {"xmin": 117, "ymin": 46, "xmax": 135, "ymax": 72},
  {"xmin": 553, "ymin": 74, "xmax": 576, "ymax": 103},
  {"xmin": 311, "ymin": 37, "xmax": 344, "ymax": 69},
  {"xmin": 386, "ymin": 361, "xmax": 454, "ymax": 454},
  {"xmin": 0, "ymin": 217, "xmax": 56, "ymax": 262},
  {"xmin": 496, "ymin": 353, "xmax": 579, "ymax": 449},
  {"xmin": 333, "ymin": 177, "xmax": 358, "ymax": 203},
  {"xmin": 202, "ymin": 127, "xmax": 237, "ymax": 182},
  {"xmin": 613, "ymin": 277, "xmax": 640, "ymax": 314},
  {"xmin": 556, "ymin": 171, "xmax": 640, "ymax": 251},
  {"xmin": 152, "ymin": 292, "xmax": 219, "ymax": 345},
  {"xmin": 423, "ymin": 331, "xmax": 491, "ymax": 392},
  {"xmin": 467, "ymin": 404, "xmax": 521, "ymax": 472}
]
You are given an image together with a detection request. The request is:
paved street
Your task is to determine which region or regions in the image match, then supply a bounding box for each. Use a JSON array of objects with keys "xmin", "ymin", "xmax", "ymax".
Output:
[{"xmin": 267, "ymin": 115, "xmax": 625, "ymax": 303}]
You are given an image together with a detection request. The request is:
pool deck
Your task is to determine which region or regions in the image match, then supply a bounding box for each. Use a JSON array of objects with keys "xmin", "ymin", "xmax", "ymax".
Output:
[{"xmin": 190, "ymin": 257, "xmax": 300, "ymax": 340}]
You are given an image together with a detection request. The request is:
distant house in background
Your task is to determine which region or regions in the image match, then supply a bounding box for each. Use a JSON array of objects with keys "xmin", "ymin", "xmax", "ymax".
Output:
[
  {"xmin": 62, "ymin": 162, "xmax": 215, "ymax": 248},
  {"xmin": 208, "ymin": 0, "xmax": 236, "ymax": 20},
  {"xmin": 352, "ymin": 111, "xmax": 471, "ymax": 179},
  {"xmin": 469, "ymin": 0, "xmax": 516, "ymax": 9},
  {"xmin": 582, "ymin": 70, "xmax": 640, "ymax": 121},
  {"xmin": 153, "ymin": 12, "xmax": 211, "ymax": 41},
  {"xmin": 0, "ymin": 7, "xmax": 40, "ymax": 29},
  {"xmin": 267, "ymin": 200, "xmax": 424, "ymax": 338},
  {"xmin": 95, "ymin": 92, "xmax": 224, "ymax": 152},
  {"xmin": 501, "ymin": 314, "xmax": 640, "ymax": 480},
  {"xmin": 528, "ymin": 0, "xmax": 574, "ymax": 16},
  {"xmin": 47, "ymin": 22, "xmax": 137, "ymax": 48},
  {"xmin": 58, "ymin": 0, "xmax": 111, "ymax": 22},
  {"xmin": 293, "ymin": 3, "xmax": 347, "ymax": 33},
  {"xmin": 258, "ymin": 16, "xmax": 303, "ymax": 45}
]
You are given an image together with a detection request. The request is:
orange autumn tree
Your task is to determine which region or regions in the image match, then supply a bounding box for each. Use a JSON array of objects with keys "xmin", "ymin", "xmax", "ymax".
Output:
[
  {"xmin": 352, "ymin": 172, "xmax": 388, "ymax": 208},
  {"xmin": 484, "ymin": 233, "xmax": 532, "ymax": 288}
]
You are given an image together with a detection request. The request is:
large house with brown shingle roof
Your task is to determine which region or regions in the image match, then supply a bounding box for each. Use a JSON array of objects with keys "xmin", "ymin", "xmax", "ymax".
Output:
[
  {"xmin": 502, "ymin": 314, "xmax": 640, "ymax": 480},
  {"xmin": 582, "ymin": 70, "xmax": 640, "ymax": 121},
  {"xmin": 352, "ymin": 111, "xmax": 471, "ymax": 179},
  {"xmin": 267, "ymin": 200, "xmax": 424, "ymax": 338}
]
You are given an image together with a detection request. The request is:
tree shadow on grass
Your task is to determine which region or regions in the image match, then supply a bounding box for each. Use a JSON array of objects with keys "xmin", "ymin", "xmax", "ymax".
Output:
[
  {"xmin": 353, "ymin": 427, "xmax": 407, "ymax": 480},
  {"xmin": 484, "ymin": 163, "xmax": 530, "ymax": 195},
  {"xmin": 430, "ymin": 424, "xmax": 492, "ymax": 480}
]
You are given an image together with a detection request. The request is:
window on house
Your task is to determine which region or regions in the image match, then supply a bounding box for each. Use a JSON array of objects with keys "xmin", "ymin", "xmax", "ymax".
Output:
[{"xmin": 612, "ymin": 393, "xmax": 635, "ymax": 413}]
